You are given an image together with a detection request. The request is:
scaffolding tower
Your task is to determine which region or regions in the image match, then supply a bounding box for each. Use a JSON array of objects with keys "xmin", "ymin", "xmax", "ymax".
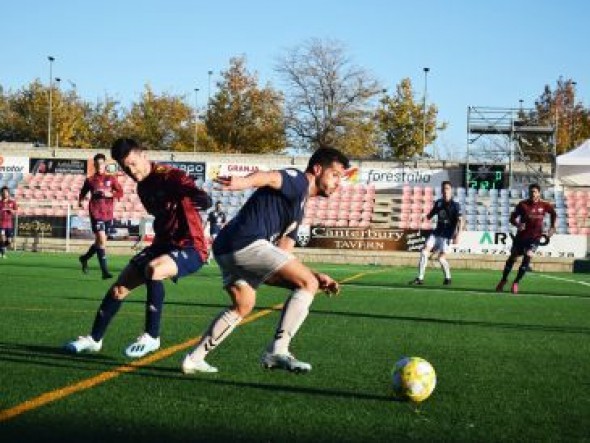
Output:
[{"xmin": 466, "ymin": 106, "xmax": 556, "ymax": 188}]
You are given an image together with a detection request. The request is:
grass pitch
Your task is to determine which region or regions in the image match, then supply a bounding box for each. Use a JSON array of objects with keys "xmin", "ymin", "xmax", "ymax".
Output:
[{"xmin": 0, "ymin": 252, "xmax": 589, "ymax": 442}]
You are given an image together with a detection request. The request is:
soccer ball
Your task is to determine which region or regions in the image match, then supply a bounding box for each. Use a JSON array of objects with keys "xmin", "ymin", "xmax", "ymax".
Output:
[{"xmin": 391, "ymin": 357, "xmax": 436, "ymax": 402}]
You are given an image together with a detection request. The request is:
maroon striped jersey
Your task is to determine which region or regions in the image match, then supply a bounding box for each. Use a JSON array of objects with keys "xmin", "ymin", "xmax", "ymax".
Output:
[
  {"xmin": 79, "ymin": 173, "xmax": 123, "ymax": 221},
  {"xmin": 511, "ymin": 199, "xmax": 556, "ymax": 241},
  {"xmin": 0, "ymin": 197, "xmax": 17, "ymax": 229},
  {"xmin": 137, "ymin": 163, "xmax": 211, "ymax": 259}
]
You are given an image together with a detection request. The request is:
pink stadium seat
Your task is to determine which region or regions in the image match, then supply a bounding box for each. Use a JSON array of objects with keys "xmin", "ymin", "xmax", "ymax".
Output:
[
  {"xmin": 361, "ymin": 211, "xmax": 372, "ymax": 221},
  {"xmin": 358, "ymin": 220, "xmax": 370, "ymax": 228},
  {"xmin": 402, "ymin": 185, "xmax": 411, "ymax": 196},
  {"xmin": 348, "ymin": 220, "xmax": 360, "ymax": 227},
  {"xmin": 350, "ymin": 201, "xmax": 363, "ymax": 211},
  {"xmin": 399, "ymin": 220, "xmax": 409, "ymax": 229},
  {"xmin": 362, "ymin": 201, "xmax": 374, "ymax": 211},
  {"xmin": 580, "ymin": 227, "xmax": 590, "ymax": 235},
  {"xmin": 335, "ymin": 220, "xmax": 348, "ymax": 227},
  {"xmin": 400, "ymin": 212, "xmax": 409, "ymax": 222},
  {"xmin": 413, "ymin": 186, "xmax": 422, "ymax": 197}
]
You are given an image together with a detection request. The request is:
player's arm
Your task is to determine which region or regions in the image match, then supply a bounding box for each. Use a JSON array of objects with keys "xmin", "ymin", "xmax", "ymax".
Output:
[
  {"xmin": 78, "ymin": 179, "xmax": 91, "ymax": 208},
  {"xmin": 452, "ymin": 203, "xmax": 464, "ymax": 243},
  {"xmin": 546, "ymin": 202, "xmax": 557, "ymax": 237},
  {"xmin": 425, "ymin": 202, "xmax": 437, "ymax": 221},
  {"xmin": 215, "ymin": 171, "xmax": 283, "ymax": 191},
  {"xmin": 172, "ymin": 171, "xmax": 213, "ymax": 210},
  {"xmin": 510, "ymin": 203, "xmax": 525, "ymax": 230}
]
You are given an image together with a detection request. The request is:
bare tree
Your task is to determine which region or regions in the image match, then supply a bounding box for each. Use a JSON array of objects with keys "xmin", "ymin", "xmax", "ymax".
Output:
[{"xmin": 275, "ymin": 38, "xmax": 381, "ymax": 153}]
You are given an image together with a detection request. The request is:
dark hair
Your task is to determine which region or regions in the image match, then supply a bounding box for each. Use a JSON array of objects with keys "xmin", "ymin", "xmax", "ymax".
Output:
[
  {"xmin": 215, "ymin": 201, "xmax": 222, "ymax": 206},
  {"xmin": 305, "ymin": 146, "xmax": 350, "ymax": 173},
  {"xmin": 529, "ymin": 183, "xmax": 541, "ymax": 193},
  {"xmin": 111, "ymin": 138, "xmax": 142, "ymax": 163},
  {"xmin": 441, "ymin": 180, "xmax": 452, "ymax": 188},
  {"xmin": 93, "ymin": 153, "xmax": 106, "ymax": 163},
  {"xmin": 1, "ymin": 186, "xmax": 8, "ymax": 193}
]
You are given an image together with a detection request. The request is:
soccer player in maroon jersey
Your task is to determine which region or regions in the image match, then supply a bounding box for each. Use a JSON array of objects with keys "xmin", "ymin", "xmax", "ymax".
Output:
[
  {"xmin": 66, "ymin": 138, "xmax": 212, "ymax": 358},
  {"xmin": 78, "ymin": 153, "xmax": 123, "ymax": 279},
  {"xmin": 496, "ymin": 183, "xmax": 557, "ymax": 294},
  {"xmin": 0, "ymin": 186, "xmax": 18, "ymax": 258}
]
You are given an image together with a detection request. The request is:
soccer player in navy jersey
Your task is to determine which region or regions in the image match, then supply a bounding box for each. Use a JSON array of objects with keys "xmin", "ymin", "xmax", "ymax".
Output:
[
  {"xmin": 410, "ymin": 181, "xmax": 463, "ymax": 286},
  {"xmin": 78, "ymin": 153, "xmax": 123, "ymax": 279},
  {"xmin": 0, "ymin": 186, "xmax": 18, "ymax": 258},
  {"xmin": 66, "ymin": 138, "xmax": 212, "ymax": 358},
  {"xmin": 496, "ymin": 183, "xmax": 556, "ymax": 294},
  {"xmin": 182, "ymin": 147, "xmax": 349, "ymax": 374}
]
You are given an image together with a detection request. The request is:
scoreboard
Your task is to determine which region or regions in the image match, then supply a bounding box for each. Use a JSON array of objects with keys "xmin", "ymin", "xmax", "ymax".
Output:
[{"xmin": 464, "ymin": 164, "xmax": 506, "ymax": 190}]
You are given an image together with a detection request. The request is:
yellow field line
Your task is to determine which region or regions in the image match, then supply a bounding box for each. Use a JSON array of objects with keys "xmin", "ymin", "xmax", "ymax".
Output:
[{"xmin": 0, "ymin": 270, "xmax": 379, "ymax": 422}]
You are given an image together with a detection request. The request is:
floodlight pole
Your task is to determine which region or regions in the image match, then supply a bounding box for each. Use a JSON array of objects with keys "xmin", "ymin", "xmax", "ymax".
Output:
[
  {"xmin": 422, "ymin": 67, "xmax": 429, "ymax": 157},
  {"xmin": 194, "ymin": 88, "xmax": 199, "ymax": 152},
  {"xmin": 47, "ymin": 56, "xmax": 55, "ymax": 147}
]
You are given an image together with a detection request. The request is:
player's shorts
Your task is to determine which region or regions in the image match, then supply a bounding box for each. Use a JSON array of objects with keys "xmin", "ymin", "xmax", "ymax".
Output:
[
  {"xmin": 215, "ymin": 239, "xmax": 295, "ymax": 289},
  {"xmin": 130, "ymin": 243, "xmax": 204, "ymax": 282},
  {"xmin": 511, "ymin": 237, "xmax": 541, "ymax": 256},
  {"xmin": 425, "ymin": 234, "xmax": 451, "ymax": 254},
  {"xmin": 0, "ymin": 228, "xmax": 14, "ymax": 239},
  {"xmin": 90, "ymin": 217, "xmax": 113, "ymax": 234}
]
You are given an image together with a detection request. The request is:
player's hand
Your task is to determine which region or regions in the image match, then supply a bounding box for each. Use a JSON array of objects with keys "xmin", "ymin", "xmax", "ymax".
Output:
[
  {"xmin": 214, "ymin": 175, "xmax": 247, "ymax": 191},
  {"xmin": 517, "ymin": 223, "xmax": 526, "ymax": 232},
  {"xmin": 547, "ymin": 227, "xmax": 556, "ymax": 238},
  {"xmin": 452, "ymin": 235, "xmax": 459, "ymax": 245},
  {"xmin": 315, "ymin": 273, "xmax": 340, "ymax": 297}
]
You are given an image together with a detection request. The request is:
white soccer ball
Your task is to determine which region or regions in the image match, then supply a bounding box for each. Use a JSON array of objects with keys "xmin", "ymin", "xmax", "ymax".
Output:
[{"xmin": 391, "ymin": 356, "xmax": 436, "ymax": 402}]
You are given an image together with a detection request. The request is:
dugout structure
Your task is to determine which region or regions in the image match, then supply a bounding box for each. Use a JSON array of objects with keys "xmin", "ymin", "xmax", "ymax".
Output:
[{"xmin": 466, "ymin": 106, "xmax": 556, "ymax": 188}]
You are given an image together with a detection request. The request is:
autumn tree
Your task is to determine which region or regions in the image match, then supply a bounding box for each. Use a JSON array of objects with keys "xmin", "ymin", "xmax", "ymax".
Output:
[
  {"xmin": 519, "ymin": 78, "xmax": 590, "ymax": 160},
  {"xmin": 376, "ymin": 78, "xmax": 442, "ymax": 159},
  {"xmin": 275, "ymin": 38, "xmax": 382, "ymax": 153},
  {"xmin": 122, "ymin": 85, "xmax": 194, "ymax": 151},
  {"xmin": 204, "ymin": 56, "xmax": 285, "ymax": 153}
]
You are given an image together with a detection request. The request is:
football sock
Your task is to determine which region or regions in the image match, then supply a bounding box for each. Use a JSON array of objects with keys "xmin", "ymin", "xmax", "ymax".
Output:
[
  {"xmin": 96, "ymin": 248, "xmax": 109, "ymax": 275},
  {"xmin": 502, "ymin": 257, "xmax": 516, "ymax": 281},
  {"xmin": 82, "ymin": 244, "xmax": 97, "ymax": 261},
  {"xmin": 514, "ymin": 256, "xmax": 531, "ymax": 283},
  {"xmin": 270, "ymin": 289, "xmax": 314, "ymax": 355},
  {"xmin": 189, "ymin": 309, "xmax": 242, "ymax": 361},
  {"xmin": 145, "ymin": 279, "xmax": 165, "ymax": 338},
  {"xmin": 0, "ymin": 245, "xmax": 5, "ymax": 256},
  {"xmin": 418, "ymin": 250, "xmax": 428, "ymax": 280},
  {"xmin": 439, "ymin": 257, "xmax": 451, "ymax": 279},
  {"xmin": 91, "ymin": 293, "xmax": 123, "ymax": 341}
]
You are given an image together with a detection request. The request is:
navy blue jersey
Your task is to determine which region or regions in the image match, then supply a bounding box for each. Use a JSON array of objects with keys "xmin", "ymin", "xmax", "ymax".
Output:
[
  {"xmin": 207, "ymin": 210, "xmax": 227, "ymax": 235},
  {"xmin": 427, "ymin": 198, "xmax": 462, "ymax": 239},
  {"xmin": 213, "ymin": 169, "xmax": 308, "ymax": 255}
]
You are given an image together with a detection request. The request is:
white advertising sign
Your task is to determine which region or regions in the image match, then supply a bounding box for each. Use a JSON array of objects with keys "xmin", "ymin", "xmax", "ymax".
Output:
[
  {"xmin": 207, "ymin": 163, "xmax": 270, "ymax": 180},
  {"xmin": 450, "ymin": 231, "xmax": 587, "ymax": 258},
  {"xmin": 361, "ymin": 167, "xmax": 449, "ymax": 189},
  {"xmin": 0, "ymin": 156, "xmax": 29, "ymax": 174}
]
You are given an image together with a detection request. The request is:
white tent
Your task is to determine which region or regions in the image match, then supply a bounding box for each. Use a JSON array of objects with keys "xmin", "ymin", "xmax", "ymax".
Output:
[{"xmin": 556, "ymin": 139, "xmax": 590, "ymax": 186}]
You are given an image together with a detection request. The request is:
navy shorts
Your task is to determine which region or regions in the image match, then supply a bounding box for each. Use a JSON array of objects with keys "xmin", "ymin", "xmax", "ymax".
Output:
[
  {"xmin": 90, "ymin": 217, "xmax": 113, "ymax": 234},
  {"xmin": 511, "ymin": 238, "xmax": 541, "ymax": 256},
  {"xmin": 0, "ymin": 228, "xmax": 14, "ymax": 239},
  {"xmin": 130, "ymin": 243, "xmax": 204, "ymax": 282}
]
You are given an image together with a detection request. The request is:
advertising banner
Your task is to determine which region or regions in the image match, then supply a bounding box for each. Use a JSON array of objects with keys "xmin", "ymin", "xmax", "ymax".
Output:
[
  {"xmin": 0, "ymin": 156, "xmax": 29, "ymax": 175},
  {"xmin": 450, "ymin": 231, "xmax": 587, "ymax": 258},
  {"xmin": 17, "ymin": 216, "xmax": 67, "ymax": 238},
  {"xmin": 159, "ymin": 161, "xmax": 206, "ymax": 181},
  {"xmin": 70, "ymin": 215, "xmax": 142, "ymax": 241},
  {"xmin": 296, "ymin": 225, "xmax": 429, "ymax": 251},
  {"xmin": 207, "ymin": 163, "xmax": 269, "ymax": 180},
  {"xmin": 361, "ymin": 167, "xmax": 449, "ymax": 189},
  {"xmin": 30, "ymin": 158, "xmax": 87, "ymax": 175}
]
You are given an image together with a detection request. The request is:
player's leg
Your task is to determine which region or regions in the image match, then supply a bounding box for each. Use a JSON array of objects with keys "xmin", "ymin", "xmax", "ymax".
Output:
[
  {"xmin": 261, "ymin": 259, "xmax": 319, "ymax": 372},
  {"xmin": 65, "ymin": 262, "xmax": 145, "ymax": 353},
  {"xmin": 4, "ymin": 230, "xmax": 14, "ymax": 257},
  {"xmin": 79, "ymin": 218, "xmax": 99, "ymax": 273},
  {"xmin": 94, "ymin": 222, "xmax": 112, "ymax": 279},
  {"xmin": 183, "ymin": 282, "xmax": 250, "ymax": 374},
  {"xmin": 496, "ymin": 246, "xmax": 521, "ymax": 292},
  {"xmin": 512, "ymin": 243, "xmax": 536, "ymax": 294},
  {"xmin": 411, "ymin": 235, "xmax": 435, "ymax": 284},
  {"xmin": 0, "ymin": 230, "xmax": 6, "ymax": 257}
]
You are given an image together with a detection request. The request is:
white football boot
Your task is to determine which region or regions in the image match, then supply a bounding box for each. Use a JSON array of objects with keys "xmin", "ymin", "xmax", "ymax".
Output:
[
  {"xmin": 181, "ymin": 354, "xmax": 218, "ymax": 374},
  {"xmin": 65, "ymin": 335, "xmax": 103, "ymax": 353},
  {"xmin": 261, "ymin": 351, "xmax": 312, "ymax": 373},
  {"xmin": 124, "ymin": 333, "xmax": 160, "ymax": 358}
]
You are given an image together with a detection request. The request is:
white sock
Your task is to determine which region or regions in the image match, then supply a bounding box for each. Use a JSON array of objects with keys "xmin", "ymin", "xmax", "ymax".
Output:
[
  {"xmin": 270, "ymin": 289, "xmax": 314, "ymax": 355},
  {"xmin": 418, "ymin": 251, "xmax": 428, "ymax": 280},
  {"xmin": 189, "ymin": 309, "xmax": 242, "ymax": 361},
  {"xmin": 439, "ymin": 257, "xmax": 451, "ymax": 279}
]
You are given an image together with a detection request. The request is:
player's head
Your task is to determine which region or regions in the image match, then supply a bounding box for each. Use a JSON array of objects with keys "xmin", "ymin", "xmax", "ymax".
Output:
[
  {"xmin": 215, "ymin": 201, "xmax": 223, "ymax": 210},
  {"xmin": 441, "ymin": 181, "xmax": 453, "ymax": 201},
  {"xmin": 93, "ymin": 153, "xmax": 107, "ymax": 175},
  {"xmin": 111, "ymin": 138, "xmax": 151, "ymax": 182},
  {"xmin": 305, "ymin": 146, "xmax": 350, "ymax": 197},
  {"xmin": 1, "ymin": 186, "xmax": 9, "ymax": 199},
  {"xmin": 528, "ymin": 183, "xmax": 541, "ymax": 201}
]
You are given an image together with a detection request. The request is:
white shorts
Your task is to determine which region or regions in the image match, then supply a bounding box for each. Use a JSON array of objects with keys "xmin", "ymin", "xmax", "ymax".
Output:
[
  {"xmin": 425, "ymin": 234, "xmax": 451, "ymax": 254},
  {"xmin": 215, "ymin": 239, "xmax": 295, "ymax": 289}
]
